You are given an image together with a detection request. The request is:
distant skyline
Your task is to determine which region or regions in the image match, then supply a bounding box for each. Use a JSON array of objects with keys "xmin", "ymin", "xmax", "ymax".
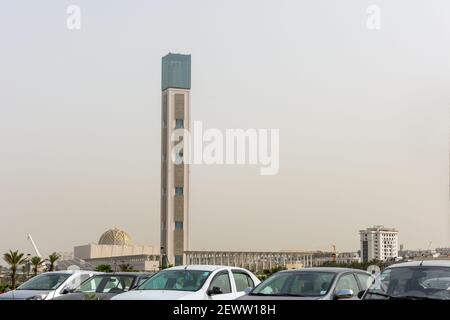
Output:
[{"xmin": 0, "ymin": 0, "xmax": 449, "ymax": 263}]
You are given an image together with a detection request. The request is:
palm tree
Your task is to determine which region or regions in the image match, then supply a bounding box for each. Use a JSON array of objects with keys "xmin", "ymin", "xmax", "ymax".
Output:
[
  {"xmin": 30, "ymin": 256, "xmax": 46, "ymax": 276},
  {"xmin": 47, "ymin": 252, "xmax": 60, "ymax": 271},
  {"xmin": 118, "ymin": 264, "xmax": 135, "ymax": 272},
  {"xmin": 95, "ymin": 264, "xmax": 112, "ymax": 273},
  {"xmin": 3, "ymin": 250, "xmax": 27, "ymax": 289}
]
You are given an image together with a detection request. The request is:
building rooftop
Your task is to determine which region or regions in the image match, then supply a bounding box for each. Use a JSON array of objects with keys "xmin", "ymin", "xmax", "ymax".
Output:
[{"xmin": 360, "ymin": 225, "xmax": 398, "ymax": 233}]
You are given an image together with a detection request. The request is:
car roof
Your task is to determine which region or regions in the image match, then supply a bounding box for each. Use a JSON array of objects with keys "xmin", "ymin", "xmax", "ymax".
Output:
[
  {"xmin": 387, "ymin": 260, "xmax": 450, "ymax": 269},
  {"xmin": 43, "ymin": 270, "xmax": 97, "ymax": 275},
  {"xmin": 167, "ymin": 265, "xmax": 249, "ymax": 272},
  {"xmin": 279, "ymin": 267, "xmax": 370, "ymax": 274},
  {"xmin": 95, "ymin": 272, "xmax": 153, "ymax": 276}
]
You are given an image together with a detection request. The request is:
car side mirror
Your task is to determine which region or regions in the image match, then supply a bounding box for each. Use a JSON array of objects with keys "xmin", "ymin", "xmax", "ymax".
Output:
[
  {"xmin": 244, "ymin": 287, "xmax": 253, "ymax": 295},
  {"xmin": 61, "ymin": 287, "xmax": 75, "ymax": 295},
  {"xmin": 207, "ymin": 286, "xmax": 223, "ymax": 296},
  {"xmin": 335, "ymin": 289, "xmax": 354, "ymax": 299}
]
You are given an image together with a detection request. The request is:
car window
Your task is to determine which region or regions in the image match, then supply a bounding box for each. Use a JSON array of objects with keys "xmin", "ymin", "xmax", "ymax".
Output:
[
  {"xmin": 77, "ymin": 275, "xmax": 134, "ymax": 293},
  {"xmin": 136, "ymin": 276, "xmax": 150, "ymax": 287},
  {"xmin": 63, "ymin": 274, "xmax": 91, "ymax": 292},
  {"xmin": 210, "ymin": 272, "xmax": 232, "ymax": 294},
  {"xmin": 232, "ymin": 272, "xmax": 254, "ymax": 292},
  {"xmin": 17, "ymin": 273, "xmax": 71, "ymax": 290},
  {"xmin": 139, "ymin": 270, "xmax": 211, "ymax": 292},
  {"xmin": 78, "ymin": 276, "xmax": 103, "ymax": 293},
  {"xmin": 255, "ymin": 273, "xmax": 289, "ymax": 295},
  {"xmin": 251, "ymin": 272, "xmax": 335, "ymax": 297},
  {"xmin": 355, "ymin": 273, "xmax": 373, "ymax": 291},
  {"xmin": 336, "ymin": 274, "xmax": 360, "ymax": 294},
  {"xmin": 365, "ymin": 266, "xmax": 450, "ymax": 300},
  {"xmin": 104, "ymin": 277, "xmax": 122, "ymax": 291},
  {"xmin": 102, "ymin": 276, "xmax": 134, "ymax": 293}
]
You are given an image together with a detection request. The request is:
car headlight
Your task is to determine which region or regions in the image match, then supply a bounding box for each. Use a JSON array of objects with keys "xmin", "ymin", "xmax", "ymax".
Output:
[{"xmin": 26, "ymin": 294, "xmax": 47, "ymax": 300}]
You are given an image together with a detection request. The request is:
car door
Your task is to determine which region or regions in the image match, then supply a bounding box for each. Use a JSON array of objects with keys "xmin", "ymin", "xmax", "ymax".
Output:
[
  {"xmin": 207, "ymin": 270, "xmax": 235, "ymax": 300},
  {"xmin": 231, "ymin": 270, "xmax": 256, "ymax": 298},
  {"xmin": 334, "ymin": 273, "xmax": 361, "ymax": 300}
]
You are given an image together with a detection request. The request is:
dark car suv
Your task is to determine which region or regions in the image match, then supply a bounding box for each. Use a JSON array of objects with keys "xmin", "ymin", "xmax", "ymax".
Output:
[
  {"xmin": 362, "ymin": 260, "xmax": 450, "ymax": 300},
  {"xmin": 238, "ymin": 267, "xmax": 373, "ymax": 300}
]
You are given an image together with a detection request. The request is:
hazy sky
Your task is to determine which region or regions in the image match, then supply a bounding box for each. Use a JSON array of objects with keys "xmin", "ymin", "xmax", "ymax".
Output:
[{"xmin": 1, "ymin": 0, "xmax": 449, "ymax": 263}]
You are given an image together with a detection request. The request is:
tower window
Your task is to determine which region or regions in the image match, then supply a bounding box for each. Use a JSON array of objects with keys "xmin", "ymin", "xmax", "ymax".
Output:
[
  {"xmin": 175, "ymin": 149, "xmax": 184, "ymax": 164},
  {"xmin": 175, "ymin": 221, "xmax": 183, "ymax": 230},
  {"xmin": 175, "ymin": 119, "xmax": 184, "ymax": 129},
  {"xmin": 175, "ymin": 187, "xmax": 183, "ymax": 196}
]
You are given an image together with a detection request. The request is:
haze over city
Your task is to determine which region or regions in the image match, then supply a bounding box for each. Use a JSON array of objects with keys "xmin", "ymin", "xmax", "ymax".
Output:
[{"xmin": 1, "ymin": 0, "xmax": 449, "ymax": 264}]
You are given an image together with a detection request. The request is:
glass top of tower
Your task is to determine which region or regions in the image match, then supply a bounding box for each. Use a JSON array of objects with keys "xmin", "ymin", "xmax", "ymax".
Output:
[{"xmin": 162, "ymin": 53, "xmax": 191, "ymax": 91}]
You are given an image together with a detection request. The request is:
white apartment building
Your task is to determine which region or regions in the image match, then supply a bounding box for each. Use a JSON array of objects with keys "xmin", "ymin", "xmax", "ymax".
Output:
[{"xmin": 360, "ymin": 225, "xmax": 399, "ymax": 262}]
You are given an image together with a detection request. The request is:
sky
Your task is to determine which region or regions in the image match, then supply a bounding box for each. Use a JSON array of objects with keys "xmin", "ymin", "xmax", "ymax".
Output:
[{"xmin": 0, "ymin": 0, "xmax": 449, "ymax": 264}]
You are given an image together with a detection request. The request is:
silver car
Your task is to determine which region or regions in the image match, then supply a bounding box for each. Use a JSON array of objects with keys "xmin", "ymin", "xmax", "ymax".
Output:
[
  {"xmin": 237, "ymin": 267, "xmax": 372, "ymax": 300},
  {"xmin": 0, "ymin": 270, "xmax": 97, "ymax": 300}
]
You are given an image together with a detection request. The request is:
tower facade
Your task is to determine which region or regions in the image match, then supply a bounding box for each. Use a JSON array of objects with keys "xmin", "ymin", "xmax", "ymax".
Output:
[{"xmin": 160, "ymin": 53, "xmax": 191, "ymax": 267}]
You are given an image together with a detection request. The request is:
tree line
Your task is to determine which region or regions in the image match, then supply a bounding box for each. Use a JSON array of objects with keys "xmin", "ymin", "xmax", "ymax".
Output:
[{"xmin": 1, "ymin": 250, "xmax": 61, "ymax": 292}]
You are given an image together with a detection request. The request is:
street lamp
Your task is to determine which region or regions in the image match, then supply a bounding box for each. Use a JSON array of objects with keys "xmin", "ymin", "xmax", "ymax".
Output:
[
  {"xmin": 26, "ymin": 254, "xmax": 31, "ymax": 280},
  {"xmin": 160, "ymin": 246, "xmax": 165, "ymax": 270}
]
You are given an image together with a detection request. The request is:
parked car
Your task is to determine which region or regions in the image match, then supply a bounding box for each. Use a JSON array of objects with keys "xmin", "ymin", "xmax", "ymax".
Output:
[
  {"xmin": 362, "ymin": 260, "xmax": 450, "ymax": 300},
  {"xmin": 112, "ymin": 265, "xmax": 260, "ymax": 300},
  {"xmin": 237, "ymin": 267, "xmax": 372, "ymax": 300},
  {"xmin": 54, "ymin": 272, "xmax": 154, "ymax": 300},
  {"xmin": 0, "ymin": 270, "xmax": 98, "ymax": 300}
]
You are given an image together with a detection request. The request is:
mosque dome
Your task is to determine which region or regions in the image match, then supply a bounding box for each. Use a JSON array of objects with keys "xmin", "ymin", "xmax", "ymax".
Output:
[{"xmin": 98, "ymin": 228, "xmax": 133, "ymax": 246}]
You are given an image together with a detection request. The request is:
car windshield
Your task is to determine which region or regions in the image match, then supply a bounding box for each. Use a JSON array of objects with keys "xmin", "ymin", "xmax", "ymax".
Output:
[
  {"xmin": 365, "ymin": 266, "xmax": 450, "ymax": 300},
  {"xmin": 76, "ymin": 275, "xmax": 136, "ymax": 294},
  {"xmin": 138, "ymin": 270, "xmax": 211, "ymax": 292},
  {"xmin": 251, "ymin": 272, "xmax": 336, "ymax": 297},
  {"xmin": 17, "ymin": 273, "xmax": 71, "ymax": 291}
]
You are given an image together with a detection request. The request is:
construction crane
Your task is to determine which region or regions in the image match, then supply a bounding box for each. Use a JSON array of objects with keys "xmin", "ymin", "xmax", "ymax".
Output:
[
  {"xmin": 27, "ymin": 234, "xmax": 47, "ymax": 269},
  {"xmin": 27, "ymin": 233, "xmax": 42, "ymax": 257}
]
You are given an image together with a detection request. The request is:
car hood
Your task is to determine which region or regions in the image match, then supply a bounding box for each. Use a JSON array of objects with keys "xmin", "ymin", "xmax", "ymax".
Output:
[
  {"xmin": 112, "ymin": 290, "xmax": 204, "ymax": 300},
  {"xmin": 0, "ymin": 290, "xmax": 52, "ymax": 300}
]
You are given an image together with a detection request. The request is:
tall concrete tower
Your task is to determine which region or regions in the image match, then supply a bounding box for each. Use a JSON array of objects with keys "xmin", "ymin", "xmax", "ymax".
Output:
[{"xmin": 160, "ymin": 53, "xmax": 191, "ymax": 267}]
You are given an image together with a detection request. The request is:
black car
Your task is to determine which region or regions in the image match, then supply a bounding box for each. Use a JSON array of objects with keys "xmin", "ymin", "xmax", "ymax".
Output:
[
  {"xmin": 362, "ymin": 260, "xmax": 450, "ymax": 300},
  {"xmin": 54, "ymin": 272, "xmax": 154, "ymax": 300}
]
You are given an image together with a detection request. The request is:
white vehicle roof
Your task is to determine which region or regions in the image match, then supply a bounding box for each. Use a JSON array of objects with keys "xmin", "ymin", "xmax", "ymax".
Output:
[
  {"xmin": 42, "ymin": 270, "xmax": 98, "ymax": 275},
  {"xmin": 166, "ymin": 265, "xmax": 252, "ymax": 272},
  {"xmin": 388, "ymin": 260, "xmax": 450, "ymax": 268}
]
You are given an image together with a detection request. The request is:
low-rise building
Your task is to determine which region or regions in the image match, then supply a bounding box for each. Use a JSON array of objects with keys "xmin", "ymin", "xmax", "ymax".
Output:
[
  {"xmin": 73, "ymin": 228, "xmax": 160, "ymax": 271},
  {"xmin": 336, "ymin": 252, "xmax": 361, "ymax": 264}
]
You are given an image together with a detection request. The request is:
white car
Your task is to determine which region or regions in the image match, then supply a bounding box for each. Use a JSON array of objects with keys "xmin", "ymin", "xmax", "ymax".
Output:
[
  {"xmin": 0, "ymin": 270, "xmax": 98, "ymax": 300},
  {"xmin": 112, "ymin": 265, "xmax": 260, "ymax": 300}
]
